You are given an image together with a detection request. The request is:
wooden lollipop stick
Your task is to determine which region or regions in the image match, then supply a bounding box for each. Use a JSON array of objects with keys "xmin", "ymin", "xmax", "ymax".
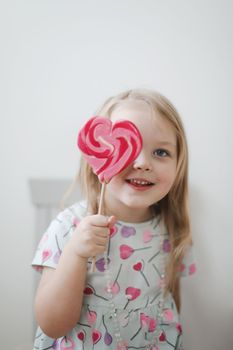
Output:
[
  {"xmin": 90, "ymin": 182, "xmax": 106, "ymax": 272},
  {"xmin": 98, "ymin": 182, "xmax": 106, "ymax": 215}
]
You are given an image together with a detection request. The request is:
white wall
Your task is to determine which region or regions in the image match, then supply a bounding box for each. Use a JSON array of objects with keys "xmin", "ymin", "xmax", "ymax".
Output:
[{"xmin": 1, "ymin": 1, "xmax": 232, "ymax": 349}]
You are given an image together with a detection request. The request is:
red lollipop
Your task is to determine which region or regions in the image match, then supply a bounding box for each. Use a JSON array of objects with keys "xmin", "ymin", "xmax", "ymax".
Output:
[
  {"xmin": 77, "ymin": 116, "xmax": 142, "ymax": 183},
  {"xmin": 77, "ymin": 116, "xmax": 143, "ymax": 271}
]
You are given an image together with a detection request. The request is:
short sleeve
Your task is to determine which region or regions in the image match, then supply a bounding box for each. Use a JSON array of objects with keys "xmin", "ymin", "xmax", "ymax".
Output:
[
  {"xmin": 179, "ymin": 245, "xmax": 197, "ymax": 277},
  {"xmin": 31, "ymin": 205, "xmax": 81, "ymax": 273}
]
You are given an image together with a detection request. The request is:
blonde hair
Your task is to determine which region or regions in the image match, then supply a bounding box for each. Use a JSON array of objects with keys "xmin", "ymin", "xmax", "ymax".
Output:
[{"xmin": 78, "ymin": 89, "xmax": 192, "ymax": 311}]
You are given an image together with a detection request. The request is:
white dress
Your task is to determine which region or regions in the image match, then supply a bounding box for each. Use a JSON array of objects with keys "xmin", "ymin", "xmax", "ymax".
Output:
[{"xmin": 32, "ymin": 201, "xmax": 196, "ymax": 350}]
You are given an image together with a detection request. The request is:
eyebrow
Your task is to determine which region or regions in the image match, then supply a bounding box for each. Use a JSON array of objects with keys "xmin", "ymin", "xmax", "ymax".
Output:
[{"xmin": 156, "ymin": 141, "xmax": 176, "ymax": 148}]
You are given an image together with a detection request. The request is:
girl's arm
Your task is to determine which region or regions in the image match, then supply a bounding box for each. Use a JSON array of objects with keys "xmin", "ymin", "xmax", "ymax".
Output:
[{"xmin": 35, "ymin": 214, "xmax": 115, "ymax": 338}]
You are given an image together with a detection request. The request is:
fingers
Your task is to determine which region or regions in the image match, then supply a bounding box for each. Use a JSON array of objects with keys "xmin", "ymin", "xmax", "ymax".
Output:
[
  {"xmin": 93, "ymin": 226, "xmax": 109, "ymax": 238},
  {"xmin": 85, "ymin": 215, "xmax": 117, "ymax": 237},
  {"xmin": 88, "ymin": 214, "xmax": 110, "ymax": 227},
  {"xmin": 93, "ymin": 234, "xmax": 108, "ymax": 246},
  {"xmin": 87, "ymin": 214, "xmax": 117, "ymax": 228},
  {"xmin": 71, "ymin": 214, "xmax": 118, "ymax": 258},
  {"xmin": 90, "ymin": 216, "xmax": 116, "ymax": 249}
]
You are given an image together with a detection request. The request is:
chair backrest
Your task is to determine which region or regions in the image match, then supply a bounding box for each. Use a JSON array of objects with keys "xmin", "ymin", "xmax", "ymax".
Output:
[{"xmin": 29, "ymin": 178, "xmax": 82, "ymax": 240}]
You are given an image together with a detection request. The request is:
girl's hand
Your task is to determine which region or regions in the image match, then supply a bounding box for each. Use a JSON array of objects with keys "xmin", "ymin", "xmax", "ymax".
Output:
[{"xmin": 67, "ymin": 215, "xmax": 116, "ymax": 259}]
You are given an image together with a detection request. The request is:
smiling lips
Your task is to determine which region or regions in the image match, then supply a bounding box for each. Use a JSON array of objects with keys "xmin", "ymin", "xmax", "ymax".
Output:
[{"xmin": 126, "ymin": 178, "xmax": 154, "ymax": 190}]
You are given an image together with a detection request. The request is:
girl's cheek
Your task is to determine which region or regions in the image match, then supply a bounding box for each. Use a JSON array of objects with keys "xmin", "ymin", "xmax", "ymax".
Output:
[{"xmin": 158, "ymin": 168, "xmax": 176, "ymax": 186}]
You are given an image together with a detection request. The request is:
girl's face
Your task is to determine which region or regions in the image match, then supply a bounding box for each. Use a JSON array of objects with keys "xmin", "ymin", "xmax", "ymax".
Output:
[{"xmin": 104, "ymin": 101, "xmax": 177, "ymax": 222}]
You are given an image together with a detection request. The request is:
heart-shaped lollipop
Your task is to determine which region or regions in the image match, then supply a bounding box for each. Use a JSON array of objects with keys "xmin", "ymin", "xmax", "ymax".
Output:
[
  {"xmin": 77, "ymin": 116, "xmax": 142, "ymax": 272},
  {"xmin": 77, "ymin": 116, "xmax": 142, "ymax": 183}
]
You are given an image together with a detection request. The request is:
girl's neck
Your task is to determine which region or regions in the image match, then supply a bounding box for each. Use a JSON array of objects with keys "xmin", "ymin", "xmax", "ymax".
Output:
[{"xmin": 104, "ymin": 204, "xmax": 154, "ymax": 223}]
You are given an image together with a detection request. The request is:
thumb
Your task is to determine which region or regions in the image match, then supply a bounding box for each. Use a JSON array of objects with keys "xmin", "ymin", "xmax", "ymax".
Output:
[{"xmin": 108, "ymin": 215, "xmax": 117, "ymax": 228}]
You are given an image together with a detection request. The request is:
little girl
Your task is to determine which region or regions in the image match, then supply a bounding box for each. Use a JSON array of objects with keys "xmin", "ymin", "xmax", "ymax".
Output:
[{"xmin": 32, "ymin": 89, "xmax": 196, "ymax": 350}]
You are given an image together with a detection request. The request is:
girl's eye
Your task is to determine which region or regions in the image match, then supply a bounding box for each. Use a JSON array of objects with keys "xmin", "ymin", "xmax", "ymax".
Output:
[{"xmin": 153, "ymin": 149, "xmax": 170, "ymax": 158}]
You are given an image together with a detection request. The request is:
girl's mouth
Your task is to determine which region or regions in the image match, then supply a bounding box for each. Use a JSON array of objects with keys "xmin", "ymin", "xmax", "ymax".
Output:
[{"xmin": 126, "ymin": 178, "xmax": 155, "ymax": 189}]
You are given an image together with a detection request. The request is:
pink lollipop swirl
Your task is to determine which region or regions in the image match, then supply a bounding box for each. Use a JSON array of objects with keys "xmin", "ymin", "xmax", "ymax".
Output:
[{"xmin": 77, "ymin": 116, "xmax": 142, "ymax": 183}]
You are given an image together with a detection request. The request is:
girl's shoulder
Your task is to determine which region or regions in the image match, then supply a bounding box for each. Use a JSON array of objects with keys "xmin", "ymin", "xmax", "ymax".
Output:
[
  {"xmin": 61, "ymin": 200, "xmax": 88, "ymax": 224},
  {"xmin": 180, "ymin": 244, "xmax": 197, "ymax": 277},
  {"xmin": 45, "ymin": 200, "xmax": 87, "ymax": 234},
  {"xmin": 31, "ymin": 201, "xmax": 87, "ymax": 272}
]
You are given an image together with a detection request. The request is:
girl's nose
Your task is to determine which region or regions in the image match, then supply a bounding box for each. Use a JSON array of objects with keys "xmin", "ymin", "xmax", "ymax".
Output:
[{"xmin": 133, "ymin": 152, "xmax": 152, "ymax": 172}]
